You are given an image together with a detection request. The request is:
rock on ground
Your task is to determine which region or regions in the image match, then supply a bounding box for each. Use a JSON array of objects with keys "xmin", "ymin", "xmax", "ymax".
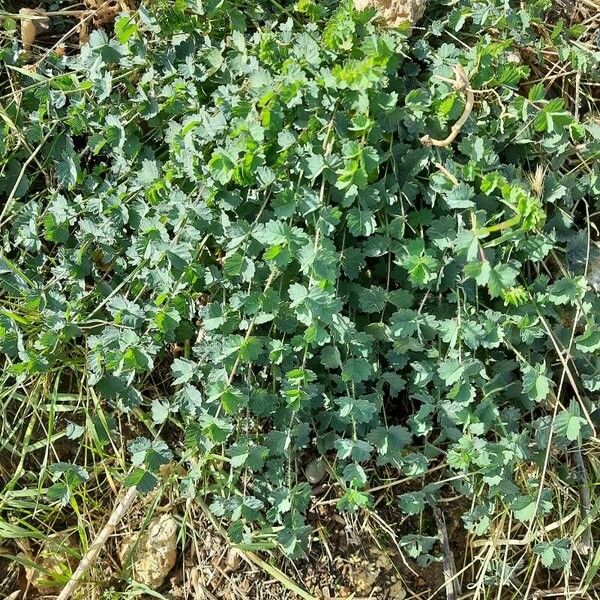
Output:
[
  {"xmin": 354, "ymin": 0, "xmax": 426, "ymax": 27},
  {"xmin": 119, "ymin": 513, "xmax": 178, "ymax": 589}
]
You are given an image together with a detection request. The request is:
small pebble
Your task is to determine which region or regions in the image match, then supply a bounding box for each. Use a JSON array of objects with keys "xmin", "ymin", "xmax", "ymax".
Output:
[
  {"xmin": 19, "ymin": 9, "xmax": 51, "ymax": 51},
  {"xmin": 225, "ymin": 548, "xmax": 242, "ymax": 572},
  {"xmin": 305, "ymin": 458, "xmax": 327, "ymax": 484}
]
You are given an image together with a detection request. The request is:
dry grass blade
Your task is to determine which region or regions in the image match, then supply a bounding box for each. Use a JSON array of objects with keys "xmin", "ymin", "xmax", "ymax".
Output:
[
  {"xmin": 420, "ymin": 65, "xmax": 474, "ymax": 147},
  {"xmin": 434, "ymin": 506, "xmax": 461, "ymax": 600},
  {"xmin": 572, "ymin": 447, "xmax": 593, "ymax": 555},
  {"xmin": 55, "ymin": 486, "xmax": 138, "ymax": 600}
]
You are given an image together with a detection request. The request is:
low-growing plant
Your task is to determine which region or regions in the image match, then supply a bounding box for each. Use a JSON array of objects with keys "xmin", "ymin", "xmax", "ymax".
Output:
[{"xmin": 1, "ymin": 0, "xmax": 600, "ymax": 589}]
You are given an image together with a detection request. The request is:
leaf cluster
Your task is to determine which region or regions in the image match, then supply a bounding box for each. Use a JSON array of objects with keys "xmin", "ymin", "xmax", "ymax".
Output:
[{"xmin": 1, "ymin": 0, "xmax": 599, "ymax": 564}]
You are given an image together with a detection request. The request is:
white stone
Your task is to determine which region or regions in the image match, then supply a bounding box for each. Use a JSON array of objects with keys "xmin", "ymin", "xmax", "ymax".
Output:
[
  {"xmin": 119, "ymin": 513, "xmax": 178, "ymax": 589},
  {"xmin": 354, "ymin": 0, "xmax": 427, "ymax": 27}
]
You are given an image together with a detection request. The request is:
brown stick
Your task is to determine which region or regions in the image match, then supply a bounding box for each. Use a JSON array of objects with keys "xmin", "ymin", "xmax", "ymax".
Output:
[
  {"xmin": 56, "ymin": 486, "xmax": 138, "ymax": 600},
  {"xmin": 573, "ymin": 446, "xmax": 593, "ymax": 554},
  {"xmin": 434, "ymin": 506, "xmax": 461, "ymax": 600},
  {"xmin": 420, "ymin": 65, "xmax": 474, "ymax": 148}
]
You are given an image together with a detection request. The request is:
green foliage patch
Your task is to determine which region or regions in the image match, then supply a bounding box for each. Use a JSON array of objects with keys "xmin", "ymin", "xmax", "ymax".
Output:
[{"xmin": 1, "ymin": 0, "xmax": 600, "ymax": 569}]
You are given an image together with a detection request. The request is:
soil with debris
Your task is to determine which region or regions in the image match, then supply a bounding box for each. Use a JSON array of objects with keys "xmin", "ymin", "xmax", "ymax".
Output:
[
  {"xmin": 110, "ymin": 492, "xmax": 456, "ymax": 600},
  {"xmin": 0, "ymin": 495, "xmax": 458, "ymax": 599},
  {"xmin": 15, "ymin": 0, "xmax": 137, "ymax": 54},
  {"xmin": 156, "ymin": 513, "xmax": 446, "ymax": 600}
]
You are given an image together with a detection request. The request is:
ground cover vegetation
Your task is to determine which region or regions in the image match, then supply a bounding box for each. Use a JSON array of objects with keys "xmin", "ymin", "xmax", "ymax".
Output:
[{"xmin": 1, "ymin": 0, "xmax": 600, "ymax": 596}]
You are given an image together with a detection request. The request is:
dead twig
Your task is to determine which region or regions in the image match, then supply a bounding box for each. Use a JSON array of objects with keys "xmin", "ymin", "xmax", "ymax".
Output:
[
  {"xmin": 56, "ymin": 486, "xmax": 138, "ymax": 600},
  {"xmin": 420, "ymin": 65, "xmax": 474, "ymax": 148},
  {"xmin": 434, "ymin": 161, "xmax": 460, "ymax": 186},
  {"xmin": 573, "ymin": 446, "xmax": 593, "ymax": 555},
  {"xmin": 434, "ymin": 506, "xmax": 461, "ymax": 600}
]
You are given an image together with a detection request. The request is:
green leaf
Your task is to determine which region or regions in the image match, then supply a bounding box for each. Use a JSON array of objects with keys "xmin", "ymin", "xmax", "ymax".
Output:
[
  {"xmin": 334, "ymin": 438, "xmax": 373, "ymax": 462},
  {"xmin": 342, "ymin": 358, "xmax": 373, "ymax": 383},
  {"xmin": 124, "ymin": 469, "xmax": 158, "ymax": 494},
  {"xmin": 511, "ymin": 491, "xmax": 553, "ymax": 523},
  {"xmin": 342, "ymin": 463, "xmax": 367, "ymax": 487},
  {"xmin": 172, "ymin": 358, "xmax": 197, "ymax": 385},
  {"xmin": 547, "ymin": 276, "xmax": 586, "ymax": 305},
  {"xmin": 443, "ymin": 183, "xmax": 476, "ymax": 209},
  {"xmin": 43, "ymin": 214, "xmax": 70, "ymax": 243},
  {"xmin": 407, "ymin": 254, "xmax": 438, "ymax": 286},
  {"xmin": 554, "ymin": 402, "xmax": 586, "ymax": 442},
  {"xmin": 151, "ymin": 399, "xmax": 170, "ymax": 425},
  {"xmin": 533, "ymin": 539, "xmax": 570, "ymax": 569},
  {"xmin": 335, "ymin": 396, "xmax": 378, "ymax": 424},
  {"xmin": 488, "ymin": 263, "xmax": 519, "ymax": 299},
  {"xmin": 398, "ymin": 491, "xmax": 426, "ymax": 515},
  {"xmin": 228, "ymin": 441, "xmax": 268, "ymax": 470},
  {"xmin": 208, "ymin": 151, "xmax": 235, "ymax": 184},
  {"xmin": 220, "ymin": 386, "xmax": 247, "ymax": 415},
  {"xmin": 522, "ymin": 362, "xmax": 551, "ymax": 403},
  {"xmin": 528, "ymin": 82, "xmax": 545, "ymax": 102},
  {"xmin": 57, "ymin": 151, "xmax": 79, "ymax": 189},
  {"xmin": 200, "ymin": 415, "xmax": 233, "ymax": 444},
  {"xmin": 136, "ymin": 158, "xmax": 161, "ymax": 185},
  {"xmin": 346, "ymin": 208, "xmax": 377, "ymax": 236},
  {"xmin": 438, "ymin": 359, "xmax": 465, "ymax": 386},
  {"xmin": 464, "ymin": 260, "xmax": 491, "ymax": 286},
  {"xmin": 114, "ymin": 15, "xmax": 138, "ymax": 44},
  {"xmin": 575, "ymin": 327, "xmax": 600, "ymax": 353},
  {"xmin": 321, "ymin": 345, "xmax": 342, "ymax": 369},
  {"xmin": 337, "ymin": 488, "xmax": 372, "ymax": 512}
]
